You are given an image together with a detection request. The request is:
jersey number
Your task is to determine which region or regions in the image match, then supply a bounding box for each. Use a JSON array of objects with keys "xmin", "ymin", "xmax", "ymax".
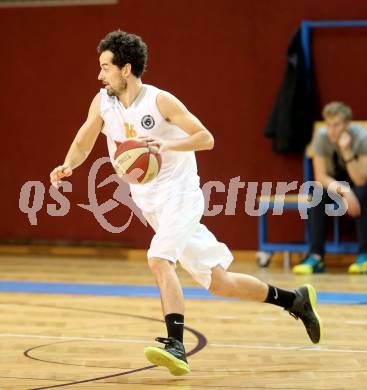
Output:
[{"xmin": 124, "ymin": 122, "xmax": 137, "ymax": 138}]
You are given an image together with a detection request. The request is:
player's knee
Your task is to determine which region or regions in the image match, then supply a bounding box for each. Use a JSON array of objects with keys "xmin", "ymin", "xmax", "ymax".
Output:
[
  {"xmin": 209, "ymin": 282, "xmax": 223, "ymax": 296},
  {"xmin": 209, "ymin": 271, "xmax": 234, "ymax": 297},
  {"xmin": 148, "ymin": 257, "xmax": 173, "ymax": 276}
]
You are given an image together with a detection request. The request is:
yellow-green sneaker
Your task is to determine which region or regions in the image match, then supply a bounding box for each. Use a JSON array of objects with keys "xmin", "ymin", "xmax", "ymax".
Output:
[
  {"xmin": 292, "ymin": 254, "xmax": 325, "ymax": 275},
  {"xmin": 144, "ymin": 337, "xmax": 190, "ymax": 376},
  {"xmin": 287, "ymin": 284, "xmax": 323, "ymax": 344},
  {"xmin": 348, "ymin": 253, "xmax": 367, "ymax": 274}
]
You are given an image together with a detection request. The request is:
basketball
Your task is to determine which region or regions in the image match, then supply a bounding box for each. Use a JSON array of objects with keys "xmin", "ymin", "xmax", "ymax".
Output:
[{"xmin": 113, "ymin": 138, "xmax": 162, "ymax": 184}]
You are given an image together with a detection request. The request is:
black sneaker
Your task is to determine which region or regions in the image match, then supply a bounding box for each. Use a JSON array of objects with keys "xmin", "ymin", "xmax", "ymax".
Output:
[
  {"xmin": 144, "ymin": 337, "xmax": 190, "ymax": 376},
  {"xmin": 287, "ymin": 284, "xmax": 323, "ymax": 344}
]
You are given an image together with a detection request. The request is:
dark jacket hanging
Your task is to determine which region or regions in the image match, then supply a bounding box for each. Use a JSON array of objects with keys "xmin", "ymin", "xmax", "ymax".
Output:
[{"xmin": 265, "ymin": 28, "xmax": 315, "ymax": 153}]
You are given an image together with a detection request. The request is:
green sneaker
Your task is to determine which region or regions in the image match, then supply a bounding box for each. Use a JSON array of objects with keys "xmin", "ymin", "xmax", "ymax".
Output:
[
  {"xmin": 348, "ymin": 253, "xmax": 367, "ymax": 274},
  {"xmin": 287, "ymin": 284, "xmax": 323, "ymax": 344},
  {"xmin": 292, "ymin": 254, "xmax": 325, "ymax": 275},
  {"xmin": 144, "ymin": 337, "xmax": 190, "ymax": 376}
]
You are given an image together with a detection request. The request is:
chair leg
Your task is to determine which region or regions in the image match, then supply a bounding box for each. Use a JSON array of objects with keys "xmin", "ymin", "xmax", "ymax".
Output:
[{"xmin": 283, "ymin": 251, "xmax": 291, "ymax": 270}]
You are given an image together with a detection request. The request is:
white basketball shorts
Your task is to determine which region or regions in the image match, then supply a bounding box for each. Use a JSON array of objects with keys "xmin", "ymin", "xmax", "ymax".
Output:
[{"xmin": 143, "ymin": 189, "xmax": 233, "ymax": 289}]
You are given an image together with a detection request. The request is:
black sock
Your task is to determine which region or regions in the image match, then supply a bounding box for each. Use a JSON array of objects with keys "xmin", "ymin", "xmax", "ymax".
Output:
[
  {"xmin": 165, "ymin": 313, "xmax": 184, "ymax": 343},
  {"xmin": 264, "ymin": 285, "xmax": 296, "ymax": 309}
]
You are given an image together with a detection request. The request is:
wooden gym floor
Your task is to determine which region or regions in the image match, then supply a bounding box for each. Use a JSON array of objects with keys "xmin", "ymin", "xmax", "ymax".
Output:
[{"xmin": 0, "ymin": 249, "xmax": 366, "ymax": 390}]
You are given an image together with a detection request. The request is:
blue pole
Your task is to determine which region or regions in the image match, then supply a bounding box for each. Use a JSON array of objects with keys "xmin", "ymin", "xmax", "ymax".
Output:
[
  {"xmin": 300, "ymin": 19, "xmax": 367, "ymax": 74},
  {"xmin": 306, "ymin": 20, "xmax": 367, "ymax": 28},
  {"xmin": 300, "ymin": 21, "xmax": 312, "ymax": 72}
]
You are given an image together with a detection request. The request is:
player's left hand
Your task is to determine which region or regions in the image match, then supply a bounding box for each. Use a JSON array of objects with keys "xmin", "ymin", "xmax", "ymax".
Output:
[{"xmin": 139, "ymin": 135, "xmax": 171, "ymax": 153}]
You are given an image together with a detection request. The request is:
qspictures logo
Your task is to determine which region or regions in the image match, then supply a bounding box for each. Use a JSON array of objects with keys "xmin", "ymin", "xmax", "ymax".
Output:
[
  {"xmin": 19, "ymin": 158, "xmax": 147, "ymax": 233},
  {"xmin": 19, "ymin": 157, "xmax": 351, "ymax": 233}
]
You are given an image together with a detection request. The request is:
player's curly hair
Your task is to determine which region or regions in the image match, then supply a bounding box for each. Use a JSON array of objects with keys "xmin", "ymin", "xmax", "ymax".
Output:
[{"xmin": 98, "ymin": 30, "xmax": 148, "ymax": 78}]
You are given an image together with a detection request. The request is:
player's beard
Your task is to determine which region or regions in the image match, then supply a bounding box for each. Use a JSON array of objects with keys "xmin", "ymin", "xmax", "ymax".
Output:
[{"xmin": 106, "ymin": 77, "xmax": 127, "ymax": 97}]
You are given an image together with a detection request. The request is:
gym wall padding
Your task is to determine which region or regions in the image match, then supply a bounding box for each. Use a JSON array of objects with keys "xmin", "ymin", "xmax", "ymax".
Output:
[{"xmin": 1, "ymin": 0, "xmax": 367, "ymax": 249}]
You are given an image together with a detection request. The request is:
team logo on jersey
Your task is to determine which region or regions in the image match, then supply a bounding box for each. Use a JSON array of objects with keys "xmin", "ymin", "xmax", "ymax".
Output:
[{"xmin": 141, "ymin": 115, "xmax": 155, "ymax": 130}]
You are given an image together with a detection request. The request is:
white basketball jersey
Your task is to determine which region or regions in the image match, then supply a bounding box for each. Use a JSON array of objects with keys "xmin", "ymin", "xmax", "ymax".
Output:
[{"xmin": 99, "ymin": 84, "xmax": 200, "ymax": 212}]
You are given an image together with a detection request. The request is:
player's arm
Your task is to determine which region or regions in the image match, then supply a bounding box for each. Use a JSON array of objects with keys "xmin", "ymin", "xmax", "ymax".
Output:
[
  {"xmin": 50, "ymin": 93, "xmax": 103, "ymax": 187},
  {"xmin": 142, "ymin": 91, "xmax": 214, "ymax": 152},
  {"xmin": 338, "ymin": 131, "xmax": 367, "ymax": 186},
  {"xmin": 342, "ymin": 154, "xmax": 367, "ymax": 186},
  {"xmin": 357, "ymin": 155, "xmax": 367, "ymax": 184},
  {"xmin": 313, "ymin": 155, "xmax": 349, "ymax": 193},
  {"xmin": 313, "ymin": 154, "xmax": 361, "ymax": 216}
]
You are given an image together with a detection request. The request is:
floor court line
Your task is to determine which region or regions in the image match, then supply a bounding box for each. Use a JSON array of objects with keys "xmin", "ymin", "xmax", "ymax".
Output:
[
  {"xmin": 2, "ymin": 332, "xmax": 367, "ymax": 354},
  {"xmin": 0, "ymin": 280, "xmax": 367, "ymax": 304}
]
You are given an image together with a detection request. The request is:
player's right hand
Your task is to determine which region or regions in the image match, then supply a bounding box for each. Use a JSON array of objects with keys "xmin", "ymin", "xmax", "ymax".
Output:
[{"xmin": 50, "ymin": 165, "xmax": 73, "ymax": 188}]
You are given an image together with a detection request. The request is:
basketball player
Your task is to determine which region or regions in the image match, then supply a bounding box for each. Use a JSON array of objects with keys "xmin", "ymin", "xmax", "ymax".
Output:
[{"xmin": 50, "ymin": 30, "xmax": 323, "ymax": 376}]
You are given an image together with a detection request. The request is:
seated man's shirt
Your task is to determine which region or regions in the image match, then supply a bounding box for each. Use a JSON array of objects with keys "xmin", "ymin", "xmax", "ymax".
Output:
[{"xmin": 312, "ymin": 124, "xmax": 367, "ymax": 179}]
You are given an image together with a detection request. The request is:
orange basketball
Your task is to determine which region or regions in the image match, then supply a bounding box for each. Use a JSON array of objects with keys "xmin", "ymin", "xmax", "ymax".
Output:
[{"xmin": 113, "ymin": 139, "xmax": 162, "ymax": 184}]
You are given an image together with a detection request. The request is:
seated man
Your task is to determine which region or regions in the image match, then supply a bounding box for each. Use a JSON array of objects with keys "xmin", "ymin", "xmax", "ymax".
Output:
[{"xmin": 293, "ymin": 102, "xmax": 367, "ymax": 275}]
